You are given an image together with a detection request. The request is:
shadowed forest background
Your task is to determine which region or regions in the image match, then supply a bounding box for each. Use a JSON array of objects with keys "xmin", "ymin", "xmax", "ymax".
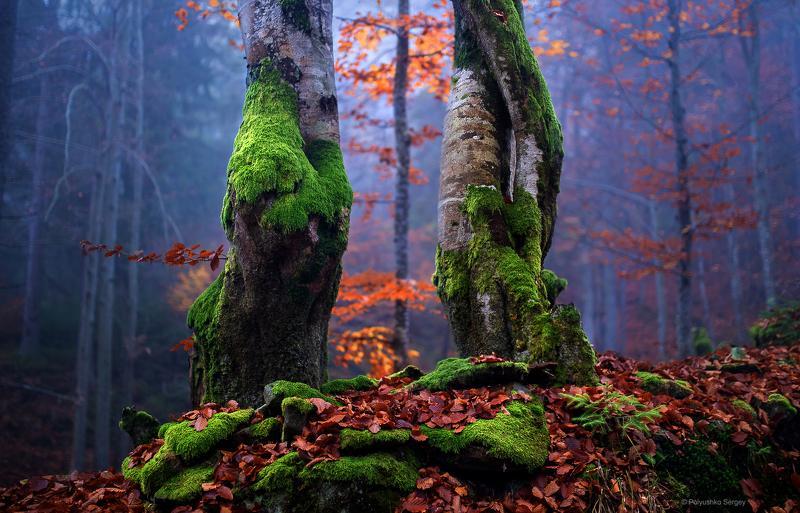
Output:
[{"xmin": 0, "ymin": 0, "xmax": 798, "ymax": 485}]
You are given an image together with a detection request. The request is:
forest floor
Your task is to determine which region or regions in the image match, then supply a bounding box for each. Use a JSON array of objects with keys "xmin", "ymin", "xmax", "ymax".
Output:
[{"xmin": 1, "ymin": 344, "xmax": 798, "ymax": 513}]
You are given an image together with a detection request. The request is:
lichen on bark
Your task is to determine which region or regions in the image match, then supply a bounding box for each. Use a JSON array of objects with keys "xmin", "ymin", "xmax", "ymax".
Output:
[{"xmin": 435, "ymin": 0, "xmax": 596, "ymax": 385}]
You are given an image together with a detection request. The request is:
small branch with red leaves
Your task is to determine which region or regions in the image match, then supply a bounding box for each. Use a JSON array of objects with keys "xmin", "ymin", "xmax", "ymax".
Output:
[{"xmin": 81, "ymin": 241, "xmax": 226, "ymax": 271}]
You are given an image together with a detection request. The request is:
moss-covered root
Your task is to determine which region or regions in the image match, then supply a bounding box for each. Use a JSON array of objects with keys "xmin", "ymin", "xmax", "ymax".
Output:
[
  {"xmin": 339, "ymin": 429, "xmax": 411, "ymax": 453},
  {"xmin": 422, "ymin": 400, "xmax": 549, "ymax": 472},
  {"xmin": 527, "ymin": 306, "xmax": 598, "ymax": 386},
  {"xmin": 153, "ymin": 465, "xmax": 214, "ymax": 503},
  {"xmin": 163, "ymin": 409, "xmax": 254, "ymax": 463},
  {"xmin": 410, "ymin": 357, "xmax": 528, "ymax": 391},
  {"xmin": 253, "ymin": 452, "xmax": 418, "ymax": 512},
  {"xmin": 122, "ymin": 445, "xmax": 182, "ymax": 497},
  {"xmin": 320, "ymin": 375, "xmax": 378, "ymax": 396}
]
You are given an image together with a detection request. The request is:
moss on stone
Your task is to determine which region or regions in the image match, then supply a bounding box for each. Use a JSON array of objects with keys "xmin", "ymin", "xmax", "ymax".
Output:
[
  {"xmin": 163, "ymin": 409, "xmax": 253, "ymax": 463},
  {"xmin": 225, "ymin": 66, "xmax": 351, "ymax": 235},
  {"xmin": 299, "ymin": 453, "xmax": 418, "ymax": 493},
  {"xmin": 541, "ymin": 269, "xmax": 567, "ymax": 304},
  {"xmin": 153, "ymin": 465, "xmax": 214, "ymax": 503},
  {"xmin": 388, "ymin": 365, "xmax": 424, "ymax": 380},
  {"xmin": 732, "ymin": 399, "xmax": 756, "ymax": 418},
  {"xmin": 320, "ymin": 375, "xmax": 378, "ymax": 396},
  {"xmin": 658, "ymin": 440, "xmax": 742, "ymax": 502},
  {"xmin": 281, "ymin": 397, "xmax": 314, "ymax": 416},
  {"xmin": 249, "ymin": 417, "xmax": 281, "ymax": 441},
  {"xmin": 123, "ymin": 445, "xmax": 182, "ymax": 496},
  {"xmin": 263, "ymin": 380, "xmax": 338, "ymax": 414},
  {"xmin": 692, "ymin": 327, "xmax": 713, "ymax": 356},
  {"xmin": 635, "ymin": 371, "xmax": 692, "ymax": 399},
  {"xmin": 766, "ymin": 393, "xmax": 797, "ymax": 416},
  {"xmin": 253, "ymin": 452, "xmax": 305, "ymax": 495},
  {"xmin": 411, "ymin": 357, "xmax": 528, "ymax": 391},
  {"xmin": 158, "ymin": 422, "xmax": 177, "ymax": 439},
  {"xmin": 421, "ymin": 401, "xmax": 549, "ymax": 471},
  {"xmin": 339, "ymin": 429, "xmax": 411, "ymax": 453},
  {"xmin": 750, "ymin": 303, "xmax": 800, "ymax": 347},
  {"xmin": 119, "ymin": 408, "xmax": 160, "ymax": 446}
]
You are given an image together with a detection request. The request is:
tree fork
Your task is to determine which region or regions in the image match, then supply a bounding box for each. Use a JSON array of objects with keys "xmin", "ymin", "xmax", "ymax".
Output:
[
  {"xmin": 435, "ymin": 0, "xmax": 596, "ymax": 385},
  {"xmin": 188, "ymin": 0, "xmax": 352, "ymax": 407}
]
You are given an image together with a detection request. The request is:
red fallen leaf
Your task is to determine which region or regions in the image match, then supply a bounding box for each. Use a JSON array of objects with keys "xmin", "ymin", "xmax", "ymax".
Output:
[
  {"xmin": 401, "ymin": 495, "xmax": 429, "ymax": 512},
  {"xmin": 309, "ymin": 397, "xmax": 332, "ymax": 414},
  {"xmin": 543, "ymin": 480, "xmax": 559, "ymax": 497},
  {"xmin": 531, "ymin": 485, "xmax": 545, "ymax": 499},
  {"xmin": 454, "ymin": 485, "xmax": 468, "ymax": 496},
  {"xmin": 740, "ymin": 478, "xmax": 762, "ymax": 498},
  {"xmin": 194, "ymin": 415, "xmax": 208, "ymax": 432},
  {"xmin": 731, "ymin": 431, "xmax": 748, "ymax": 444},
  {"xmin": 417, "ymin": 477, "xmax": 436, "ymax": 490},
  {"xmin": 791, "ymin": 473, "xmax": 800, "ymax": 490},
  {"xmin": 201, "ymin": 482, "xmax": 218, "ymax": 492},
  {"xmin": 468, "ymin": 354, "xmax": 506, "ymax": 364},
  {"xmin": 556, "ymin": 464, "xmax": 573, "ymax": 475}
]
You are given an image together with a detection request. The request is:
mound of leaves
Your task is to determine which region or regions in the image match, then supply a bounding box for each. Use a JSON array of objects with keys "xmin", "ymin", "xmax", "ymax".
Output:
[{"xmin": 2, "ymin": 345, "xmax": 800, "ymax": 513}]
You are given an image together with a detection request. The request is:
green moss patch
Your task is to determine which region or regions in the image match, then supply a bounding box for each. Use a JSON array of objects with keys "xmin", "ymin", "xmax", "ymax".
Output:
[
  {"xmin": 299, "ymin": 453, "xmax": 418, "ymax": 493},
  {"xmin": 249, "ymin": 417, "xmax": 281, "ymax": 441},
  {"xmin": 766, "ymin": 393, "xmax": 797, "ymax": 416},
  {"xmin": 320, "ymin": 375, "xmax": 378, "ymax": 396},
  {"xmin": 421, "ymin": 401, "xmax": 549, "ymax": 471},
  {"xmin": 732, "ymin": 400, "xmax": 756, "ymax": 418},
  {"xmin": 411, "ymin": 357, "xmax": 528, "ymax": 391},
  {"xmin": 339, "ymin": 429, "xmax": 411, "ymax": 453},
  {"xmin": 123, "ymin": 445, "xmax": 182, "ymax": 496},
  {"xmin": 163, "ymin": 409, "xmax": 253, "ymax": 463},
  {"xmin": 635, "ymin": 371, "xmax": 692, "ymax": 399},
  {"xmin": 153, "ymin": 465, "xmax": 214, "ymax": 503},
  {"xmin": 253, "ymin": 452, "xmax": 305, "ymax": 495}
]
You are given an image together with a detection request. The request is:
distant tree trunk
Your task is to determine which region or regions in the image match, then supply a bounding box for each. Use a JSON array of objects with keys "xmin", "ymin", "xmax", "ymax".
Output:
[
  {"xmin": 71, "ymin": 172, "xmax": 104, "ymax": 471},
  {"xmin": 724, "ymin": 184, "xmax": 745, "ymax": 343},
  {"xmin": 119, "ymin": 0, "xmax": 145, "ymax": 459},
  {"xmin": 19, "ymin": 77, "xmax": 49, "ymax": 357},
  {"xmin": 189, "ymin": 0, "xmax": 352, "ymax": 406},
  {"xmin": 666, "ymin": 0, "xmax": 693, "ymax": 357},
  {"xmin": 602, "ymin": 262, "xmax": 618, "ymax": 352},
  {"xmin": 435, "ymin": 0, "xmax": 596, "ymax": 384},
  {"xmin": 95, "ymin": 11, "xmax": 129, "ymax": 467},
  {"xmin": 741, "ymin": 4, "xmax": 776, "ymax": 307},
  {"xmin": 648, "ymin": 202, "xmax": 667, "ymax": 359},
  {"xmin": 792, "ymin": 2, "xmax": 800, "ymax": 244},
  {"xmin": 391, "ymin": 0, "xmax": 411, "ymax": 367},
  {"xmin": 696, "ymin": 249, "xmax": 713, "ymax": 338},
  {"xmin": 0, "ymin": 0, "xmax": 19, "ymax": 217},
  {"xmin": 580, "ymin": 252, "xmax": 596, "ymax": 343}
]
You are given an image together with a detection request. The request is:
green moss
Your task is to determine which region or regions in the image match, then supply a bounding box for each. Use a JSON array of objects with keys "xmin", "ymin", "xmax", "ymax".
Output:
[
  {"xmin": 250, "ymin": 417, "xmax": 281, "ymax": 441},
  {"xmin": 281, "ymin": 397, "xmax": 314, "ymax": 416},
  {"xmin": 124, "ymin": 445, "xmax": 182, "ymax": 496},
  {"xmin": 158, "ymin": 422, "xmax": 177, "ymax": 439},
  {"xmin": 411, "ymin": 357, "xmax": 528, "ymax": 391},
  {"xmin": 766, "ymin": 393, "xmax": 797, "ymax": 416},
  {"xmin": 278, "ymin": 0, "xmax": 311, "ymax": 33},
  {"xmin": 187, "ymin": 272, "xmax": 223, "ymax": 344},
  {"xmin": 635, "ymin": 371, "xmax": 692, "ymax": 398},
  {"xmin": 422, "ymin": 401, "xmax": 549, "ymax": 471},
  {"xmin": 119, "ymin": 408, "xmax": 160, "ymax": 446},
  {"xmin": 339, "ymin": 429, "xmax": 411, "ymax": 453},
  {"xmin": 692, "ymin": 327, "xmax": 713, "ymax": 356},
  {"xmin": 526, "ymin": 306, "xmax": 598, "ymax": 386},
  {"xmin": 658, "ymin": 440, "xmax": 741, "ymax": 502},
  {"xmin": 320, "ymin": 375, "xmax": 378, "ymax": 396},
  {"xmin": 264, "ymin": 380, "xmax": 338, "ymax": 410},
  {"xmin": 750, "ymin": 302, "xmax": 800, "ymax": 347},
  {"xmin": 387, "ymin": 365, "xmax": 424, "ymax": 380},
  {"xmin": 299, "ymin": 453, "xmax": 418, "ymax": 493},
  {"xmin": 253, "ymin": 452, "xmax": 305, "ymax": 495},
  {"xmin": 163, "ymin": 409, "xmax": 253, "ymax": 463},
  {"xmin": 732, "ymin": 399, "xmax": 756, "ymax": 418},
  {"xmin": 225, "ymin": 66, "xmax": 351, "ymax": 235},
  {"xmin": 541, "ymin": 269, "xmax": 567, "ymax": 304},
  {"xmin": 153, "ymin": 465, "xmax": 214, "ymax": 503}
]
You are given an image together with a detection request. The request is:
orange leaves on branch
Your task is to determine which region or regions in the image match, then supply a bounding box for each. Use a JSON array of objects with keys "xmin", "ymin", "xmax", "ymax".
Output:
[
  {"xmin": 176, "ymin": 1, "xmax": 239, "ymax": 31},
  {"xmin": 333, "ymin": 270, "xmax": 437, "ymax": 323},
  {"xmin": 171, "ymin": 335, "xmax": 196, "ymax": 353},
  {"xmin": 333, "ymin": 326, "xmax": 396, "ymax": 378},
  {"xmin": 81, "ymin": 241, "xmax": 225, "ymax": 271}
]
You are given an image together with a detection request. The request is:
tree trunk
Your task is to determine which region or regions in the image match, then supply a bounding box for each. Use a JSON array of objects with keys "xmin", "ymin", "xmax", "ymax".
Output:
[
  {"xmin": 189, "ymin": 0, "xmax": 352, "ymax": 407},
  {"xmin": 95, "ymin": 10, "xmax": 129, "ymax": 467},
  {"xmin": 602, "ymin": 262, "xmax": 618, "ymax": 352},
  {"xmin": 741, "ymin": 4, "xmax": 776, "ymax": 307},
  {"xmin": 434, "ymin": 0, "xmax": 596, "ymax": 385},
  {"xmin": 19, "ymin": 77, "xmax": 49, "ymax": 357},
  {"xmin": 119, "ymin": 0, "xmax": 145, "ymax": 459},
  {"xmin": 648, "ymin": 202, "xmax": 667, "ymax": 359},
  {"xmin": 71, "ymin": 172, "xmax": 104, "ymax": 471},
  {"xmin": 666, "ymin": 0, "xmax": 693, "ymax": 357},
  {"xmin": 580, "ymin": 252, "xmax": 595, "ymax": 343},
  {"xmin": 724, "ymin": 184, "xmax": 745, "ymax": 343},
  {"xmin": 0, "ymin": 0, "xmax": 19, "ymax": 218},
  {"xmin": 392, "ymin": 0, "xmax": 411, "ymax": 367}
]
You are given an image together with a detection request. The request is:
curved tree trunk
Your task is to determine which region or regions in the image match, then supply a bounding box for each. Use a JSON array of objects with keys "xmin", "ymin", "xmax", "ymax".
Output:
[
  {"xmin": 434, "ymin": 0, "xmax": 595, "ymax": 385},
  {"xmin": 189, "ymin": 0, "xmax": 352, "ymax": 407}
]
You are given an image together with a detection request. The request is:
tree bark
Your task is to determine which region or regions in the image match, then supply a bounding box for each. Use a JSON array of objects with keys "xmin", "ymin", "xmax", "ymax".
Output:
[
  {"xmin": 19, "ymin": 77, "xmax": 49, "ymax": 357},
  {"xmin": 434, "ymin": 0, "xmax": 596, "ymax": 385},
  {"xmin": 189, "ymin": 0, "xmax": 352, "ymax": 407},
  {"xmin": 392, "ymin": 0, "xmax": 411, "ymax": 367},
  {"xmin": 666, "ymin": 0, "xmax": 693, "ymax": 357},
  {"xmin": 602, "ymin": 262, "xmax": 618, "ymax": 352},
  {"xmin": 0, "ymin": 0, "xmax": 19, "ymax": 218},
  {"xmin": 741, "ymin": 4, "xmax": 776, "ymax": 307},
  {"xmin": 724, "ymin": 183, "xmax": 745, "ymax": 343}
]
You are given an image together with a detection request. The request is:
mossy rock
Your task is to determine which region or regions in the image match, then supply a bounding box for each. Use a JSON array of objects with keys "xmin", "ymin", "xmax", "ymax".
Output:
[
  {"xmin": 410, "ymin": 357, "xmax": 529, "ymax": 391},
  {"xmin": 320, "ymin": 375, "xmax": 378, "ymax": 395},
  {"xmin": 252, "ymin": 452, "xmax": 418, "ymax": 513},
  {"xmin": 339, "ymin": 429, "xmax": 412, "ymax": 453},
  {"xmin": 750, "ymin": 303, "xmax": 800, "ymax": 347},
  {"xmin": 636, "ymin": 371, "xmax": 692, "ymax": 399},
  {"xmin": 765, "ymin": 393, "xmax": 797, "ymax": 418},
  {"xmin": 249, "ymin": 417, "xmax": 282, "ymax": 441},
  {"xmin": 163, "ymin": 409, "xmax": 254, "ymax": 463},
  {"xmin": 731, "ymin": 399, "xmax": 756, "ymax": 418},
  {"xmin": 119, "ymin": 408, "xmax": 160, "ymax": 446},
  {"xmin": 281, "ymin": 397, "xmax": 314, "ymax": 441},
  {"xmin": 657, "ymin": 439, "xmax": 742, "ymax": 504},
  {"xmin": 122, "ymin": 445, "xmax": 182, "ymax": 496},
  {"xmin": 261, "ymin": 380, "xmax": 338, "ymax": 416},
  {"xmin": 153, "ymin": 465, "xmax": 215, "ymax": 503},
  {"xmin": 692, "ymin": 327, "xmax": 713, "ymax": 356},
  {"xmin": 421, "ymin": 400, "xmax": 549, "ymax": 472},
  {"xmin": 388, "ymin": 365, "xmax": 424, "ymax": 380}
]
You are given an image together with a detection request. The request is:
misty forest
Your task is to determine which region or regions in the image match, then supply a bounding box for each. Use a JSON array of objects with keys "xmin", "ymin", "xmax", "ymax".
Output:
[{"xmin": 0, "ymin": 0, "xmax": 799, "ymax": 511}]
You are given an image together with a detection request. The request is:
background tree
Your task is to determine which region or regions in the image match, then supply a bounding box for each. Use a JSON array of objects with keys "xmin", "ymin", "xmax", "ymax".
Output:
[{"xmin": 187, "ymin": 0, "xmax": 352, "ymax": 406}]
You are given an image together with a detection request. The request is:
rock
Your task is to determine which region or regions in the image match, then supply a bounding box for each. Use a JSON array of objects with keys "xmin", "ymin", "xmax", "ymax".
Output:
[
  {"xmin": 281, "ymin": 397, "xmax": 314, "ymax": 442},
  {"xmin": 635, "ymin": 371, "xmax": 693, "ymax": 399},
  {"xmin": 119, "ymin": 407, "xmax": 160, "ymax": 446}
]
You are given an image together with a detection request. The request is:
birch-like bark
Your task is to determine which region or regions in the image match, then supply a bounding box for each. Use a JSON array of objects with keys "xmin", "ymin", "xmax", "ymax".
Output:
[
  {"xmin": 189, "ymin": 0, "xmax": 351, "ymax": 406},
  {"xmin": 392, "ymin": 0, "xmax": 411, "ymax": 366},
  {"xmin": 19, "ymin": 77, "xmax": 49, "ymax": 357},
  {"xmin": 435, "ymin": 0, "xmax": 595, "ymax": 384}
]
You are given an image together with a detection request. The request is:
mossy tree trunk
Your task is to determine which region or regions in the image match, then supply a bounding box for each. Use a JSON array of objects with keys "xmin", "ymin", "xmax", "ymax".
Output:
[
  {"xmin": 188, "ymin": 0, "xmax": 352, "ymax": 407},
  {"xmin": 434, "ymin": 0, "xmax": 596, "ymax": 385}
]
